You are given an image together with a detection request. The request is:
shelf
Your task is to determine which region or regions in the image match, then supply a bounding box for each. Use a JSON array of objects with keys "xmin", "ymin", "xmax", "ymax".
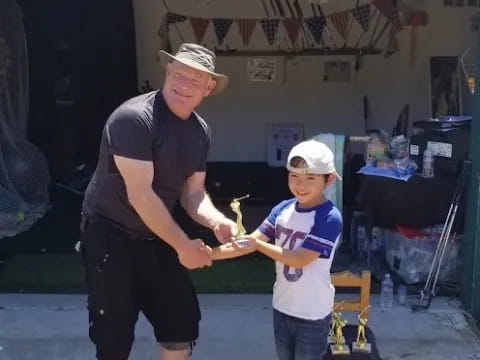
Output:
[{"xmin": 215, "ymin": 48, "xmax": 382, "ymax": 57}]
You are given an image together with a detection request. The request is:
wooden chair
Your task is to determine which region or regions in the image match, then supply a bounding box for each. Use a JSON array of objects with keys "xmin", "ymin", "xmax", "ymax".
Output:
[{"xmin": 331, "ymin": 270, "xmax": 371, "ymax": 319}]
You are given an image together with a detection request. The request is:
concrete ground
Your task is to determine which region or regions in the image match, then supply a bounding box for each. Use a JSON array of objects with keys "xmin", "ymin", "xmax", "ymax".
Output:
[{"xmin": 0, "ymin": 294, "xmax": 479, "ymax": 360}]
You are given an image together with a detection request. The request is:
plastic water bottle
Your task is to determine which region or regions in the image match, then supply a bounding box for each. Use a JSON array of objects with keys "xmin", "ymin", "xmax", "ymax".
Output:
[
  {"xmin": 422, "ymin": 148, "xmax": 434, "ymax": 178},
  {"xmin": 380, "ymin": 273, "xmax": 394, "ymax": 310}
]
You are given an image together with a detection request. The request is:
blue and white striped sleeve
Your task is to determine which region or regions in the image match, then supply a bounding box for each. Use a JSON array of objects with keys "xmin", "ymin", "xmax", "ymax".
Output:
[
  {"xmin": 257, "ymin": 199, "xmax": 293, "ymax": 242},
  {"xmin": 302, "ymin": 208, "xmax": 343, "ymax": 258}
]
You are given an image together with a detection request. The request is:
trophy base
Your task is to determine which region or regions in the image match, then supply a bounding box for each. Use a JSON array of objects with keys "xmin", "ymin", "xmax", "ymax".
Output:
[
  {"xmin": 233, "ymin": 239, "xmax": 251, "ymax": 248},
  {"xmin": 328, "ymin": 336, "xmax": 344, "ymax": 344},
  {"xmin": 330, "ymin": 344, "xmax": 350, "ymax": 356},
  {"xmin": 352, "ymin": 341, "xmax": 372, "ymax": 353}
]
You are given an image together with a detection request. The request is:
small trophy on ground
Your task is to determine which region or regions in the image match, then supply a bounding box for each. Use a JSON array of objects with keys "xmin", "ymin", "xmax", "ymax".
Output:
[
  {"xmin": 330, "ymin": 311, "xmax": 350, "ymax": 355},
  {"xmin": 352, "ymin": 305, "xmax": 372, "ymax": 354},
  {"xmin": 230, "ymin": 195, "xmax": 250, "ymax": 246},
  {"xmin": 328, "ymin": 302, "xmax": 345, "ymax": 344}
]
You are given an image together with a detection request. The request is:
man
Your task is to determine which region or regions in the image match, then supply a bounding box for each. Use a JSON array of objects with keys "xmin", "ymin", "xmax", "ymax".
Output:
[{"xmin": 80, "ymin": 43, "xmax": 237, "ymax": 360}]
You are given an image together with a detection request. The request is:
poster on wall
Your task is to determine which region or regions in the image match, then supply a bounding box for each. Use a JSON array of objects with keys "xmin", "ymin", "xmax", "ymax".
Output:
[
  {"xmin": 267, "ymin": 123, "xmax": 304, "ymax": 167},
  {"xmin": 430, "ymin": 56, "xmax": 462, "ymax": 118},
  {"xmin": 247, "ymin": 58, "xmax": 276, "ymax": 82}
]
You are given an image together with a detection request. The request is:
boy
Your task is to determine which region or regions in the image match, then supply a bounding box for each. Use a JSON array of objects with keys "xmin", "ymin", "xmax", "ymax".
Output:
[{"xmin": 245, "ymin": 139, "xmax": 343, "ymax": 360}]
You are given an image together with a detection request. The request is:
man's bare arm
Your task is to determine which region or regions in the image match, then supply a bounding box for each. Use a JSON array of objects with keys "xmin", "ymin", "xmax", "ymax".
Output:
[
  {"xmin": 113, "ymin": 155, "xmax": 211, "ymax": 268},
  {"xmin": 180, "ymin": 171, "xmax": 229, "ymax": 230}
]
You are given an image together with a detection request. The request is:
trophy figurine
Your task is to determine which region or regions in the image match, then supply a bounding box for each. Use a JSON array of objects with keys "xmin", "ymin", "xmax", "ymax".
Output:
[
  {"xmin": 328, "ymin": 302, "xmax": 345, "ymax": 344},
  {"xmin": 330, "ymin": 313, "xmax": 350, "ymax": 355},
  {"xmin": 352, "ymin": 306, "xmax": 372, "ymax": 353},
  {"xmin": 327, "ymin": 313, "xmax": 338, "ymax": 344},
  {"xmin": 230, "ymin": 194, "xmax": 249, "ymax": 240}
]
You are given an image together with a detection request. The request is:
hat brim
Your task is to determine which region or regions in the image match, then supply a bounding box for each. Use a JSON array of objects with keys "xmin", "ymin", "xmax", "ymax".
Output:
[
  {"xmin": 158, "ymin": 50, "xmax": 228, "ymax": 95},
  {"xmin": 286, "ymin": 164, "xmax": 343, "ymax": 181}
]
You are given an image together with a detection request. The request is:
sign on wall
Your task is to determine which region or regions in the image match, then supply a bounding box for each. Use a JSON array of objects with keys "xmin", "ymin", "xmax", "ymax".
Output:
[
  {"xmin": 267, "ymin": 123, "xmax": 304, "ymax": 167},
  {"xmin": 247, "ymin": 58, "xmax": 276, "ymax": 82}
]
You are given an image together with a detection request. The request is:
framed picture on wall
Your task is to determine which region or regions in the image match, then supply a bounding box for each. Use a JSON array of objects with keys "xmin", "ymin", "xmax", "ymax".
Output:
[
  {"xmin": 267, "ymin": 123, "xmax": 304, "ymax": 167},
  {"xmin": 430, "ymin": 56, "xmax": 462, "ymax": 118},
  {"xmin": 247, "ymin": 58, "xmax": 276, "ymax": 82}
]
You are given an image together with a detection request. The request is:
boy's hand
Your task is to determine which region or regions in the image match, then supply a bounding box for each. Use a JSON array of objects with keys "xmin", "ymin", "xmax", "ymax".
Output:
[
  {"xmin": 231, "ymin": 237, "xmax": 257, "ymax": 252},
  {"xmin": 177, "ymin": 239, "xmax": 212, "ymax": 269}
]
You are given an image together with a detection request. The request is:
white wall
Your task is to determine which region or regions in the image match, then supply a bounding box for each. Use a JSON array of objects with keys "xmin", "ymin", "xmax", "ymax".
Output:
[{"xmin": 132, "ymin": 0, "xmax": 477, "ymax": 161}]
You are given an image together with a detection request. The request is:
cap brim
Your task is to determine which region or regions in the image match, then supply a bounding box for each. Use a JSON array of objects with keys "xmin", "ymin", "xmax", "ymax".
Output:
[
  {"xmin": 286, "ymin": 164, "xmax": 342, "ymax": 181},
  {"xmin": 158, "ymin": 50, "xmax": 228, "ymax": 95}
]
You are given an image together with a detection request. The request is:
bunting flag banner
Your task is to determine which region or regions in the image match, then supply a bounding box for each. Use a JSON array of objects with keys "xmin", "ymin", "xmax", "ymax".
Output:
[
  {"xmin": 190, "ymin": 18, "xmax": 210, "ymax": 44},
  {"xmin": 305, "ymin": 16, "xmax": 326, "ymax": 45},
  {"xmin": 236, "ymin": 19, "xmax": 257, "ymax": 46},
  {"xmin": 158, "ymin": 7, "xmax": 426, "ymax": 52},
  {"xmin": 385, "ymin": 35, "xmax": 399, "ymax": 57},
  {"xmin": 330, "ymin": 11, "xmax": 350, "ymax": 40},
  {"xmin": 261, "ymin": 19, "xmax": 280, "ymax": 45},
  {"xmin": 373, "ymin": 0, "xmax": 395, "ymax": 19},
  {"xmin": 283, "ymin": 18, "xmax": 301, "ymax": 46},
  {"xmin": 352, "ymin": 4, "xmax": 372, "ymax": 31},
  {"xmin": 212, "ymin": 18, "xmax": 233, "ymax": 45}
]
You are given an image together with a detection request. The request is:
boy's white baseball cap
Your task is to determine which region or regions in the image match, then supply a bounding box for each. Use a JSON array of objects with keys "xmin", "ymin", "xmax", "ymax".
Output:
[{"xmin": 286, "ymin": 140, "xmax": 342, "ymax": 180}]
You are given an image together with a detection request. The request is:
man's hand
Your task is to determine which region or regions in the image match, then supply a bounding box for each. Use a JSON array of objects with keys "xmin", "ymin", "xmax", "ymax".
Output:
[
  {"xmin": 213, "ymin": 217, "xmax": 238, "ymax": 244},
  {"xmin": 177, "ymin": 239, "xmax": 212, "ymax": 269}
]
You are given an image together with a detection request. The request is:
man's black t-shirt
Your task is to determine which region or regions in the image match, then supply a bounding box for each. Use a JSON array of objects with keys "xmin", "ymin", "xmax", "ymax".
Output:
[{"xmin": 82, "ymin": 90, "xmax": 211, "ymax": 236}]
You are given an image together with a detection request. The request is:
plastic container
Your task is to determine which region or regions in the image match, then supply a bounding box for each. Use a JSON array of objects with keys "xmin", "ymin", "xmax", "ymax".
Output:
[
  {"xmin": 397, "ymin": 284, "xmax": 407, "ymax": 305},
  {"xmin": 380, "ymin": 273, "xmax": 394, "ymax": 309},
  {"xmin": 422, "ymin": 148, "xmax": 434, "ymax": 178}
]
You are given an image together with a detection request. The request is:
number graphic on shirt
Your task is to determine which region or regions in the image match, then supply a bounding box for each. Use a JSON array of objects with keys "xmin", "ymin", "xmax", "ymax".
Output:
[{"xmin": 276, "ymin": 226, "xmax": 306, "ymax": 282}]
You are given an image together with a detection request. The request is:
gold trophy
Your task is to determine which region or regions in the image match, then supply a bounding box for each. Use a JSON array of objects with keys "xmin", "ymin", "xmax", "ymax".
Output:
[
  {"xmin": 352, "ymin": 305, "xmax": 372, "ymax": 353},
  {"xmin": 330, "ymin": 312, "xmax": 350, "ymax": 355},
  {"xmin": 230, "ymin": 194, "xmax": 249, "ymax": 240},
  {"xmin": 328, "ymin": 302, "xmax": 345, "ymax": 344}
]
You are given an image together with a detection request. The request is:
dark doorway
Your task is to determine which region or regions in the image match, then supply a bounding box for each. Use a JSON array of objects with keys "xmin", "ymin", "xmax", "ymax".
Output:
[
  {"xmin": 19, "ymin": 0, "xmax": 138, "ymax": 181},
  {"xmin": 0, "ymin": 0, "xmax": 138, "ymax": 258}
]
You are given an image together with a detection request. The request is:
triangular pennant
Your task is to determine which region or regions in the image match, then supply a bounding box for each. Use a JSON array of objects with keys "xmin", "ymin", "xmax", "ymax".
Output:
[
  {"xmin": 373, "ymin": 0, "xmax": 395, "ymax": 19},
  {"xmin": 167, "ymin": 13, "xmax": 187, "ymax": 24},
  {"xmin": 212, "ymin": 18, "xmax": 233, "ymax": 45},
  {"xmin": 352, "ymin": 4, "xmax": 372, "ymax": 31},
  {"xmin": 385, "ymin": 35, "xmax": 399, "ymax": 58},
  {"xmin": 283, "ymin": 19, "xmax": 301, "ymax": 46},
  {"xmin": 236, "ymin": 19, "xmax": 257, "ymax": 46},
  {"xmin": 305, "ymin": 16, "xmax": 326, "ymax": 45},
  {"xmin": 190, "ymin": 18, "xmax": 210, "ymax": 44},
  {"xmin": 330, "ymin": 11, "xmax": 350, "ymax": 40},
  {"xmin": 261, "ymin": 19, "xmax": 280, "ymax": 45}
]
